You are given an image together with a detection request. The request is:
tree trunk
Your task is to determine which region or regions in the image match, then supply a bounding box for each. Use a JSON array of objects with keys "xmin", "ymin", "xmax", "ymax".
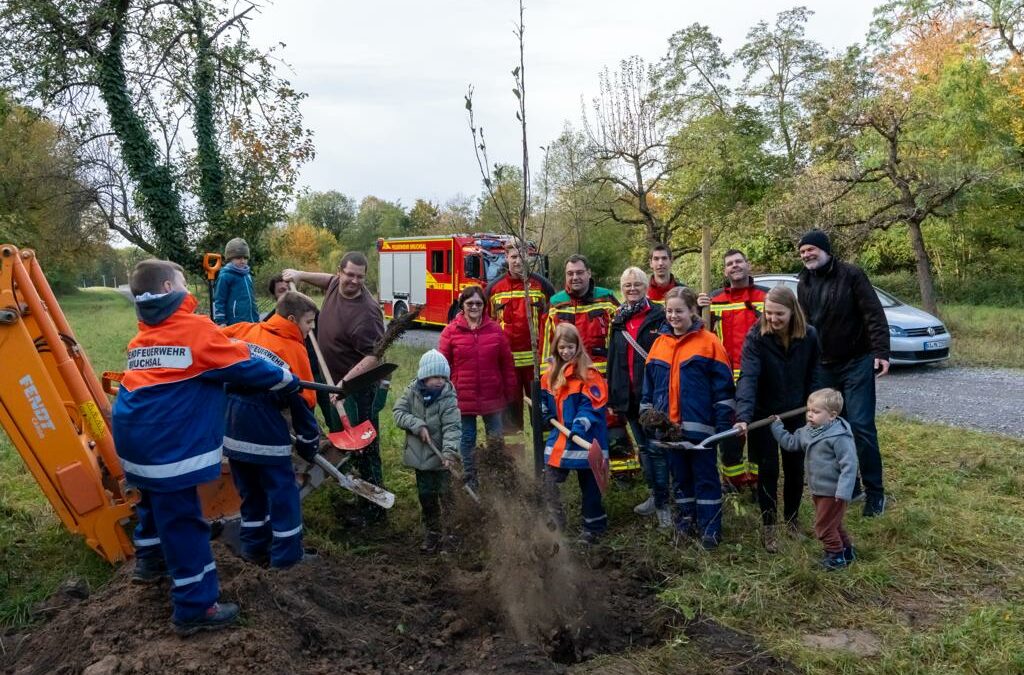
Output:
[
  {"xmin": 192, "ymin": 6, "xmax": 227, "ymax": 245},
  {"xmin": 701, "ymin": 222, "xmax": 712, "ymax": 324},
  {"xmin": 96, "ymin": 1, "xmax": 189, "ymax": 266},
  {"xmin": 907, "ymin": 219, "xmax": 939, "ymax": 316}
]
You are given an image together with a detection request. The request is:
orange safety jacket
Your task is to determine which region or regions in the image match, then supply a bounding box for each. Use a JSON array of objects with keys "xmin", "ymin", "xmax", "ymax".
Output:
[
  {"xmin": 485, "ymin": 272, "xmax": 555, "ymax": 369},
  {"xmin": 222, "ymin": 314, "xmax": 317, "ymax": 410}
]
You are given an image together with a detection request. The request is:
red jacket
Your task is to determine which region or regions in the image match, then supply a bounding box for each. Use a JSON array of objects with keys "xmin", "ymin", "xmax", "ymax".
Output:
[
  {"xmin": 709, "ymin": 281, "xmax": 767, "ymax": 380},
  {"xmin": 647, "ymin": 275, "xmax": 684, "ymax": 304},
  {"xmin": 485, "ymin": 272, "xmax": 555, "ymax": 369},
  {"xmin": 438, "ymin": 313, "xmax": 517, "ymax": 416}
]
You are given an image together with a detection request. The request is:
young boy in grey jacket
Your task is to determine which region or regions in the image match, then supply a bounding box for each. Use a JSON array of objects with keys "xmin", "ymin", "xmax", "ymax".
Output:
[
  {"xmin": 772, "ymin": 388, "xmax": 859, "ymax": 570},
  {"xmin": 393, "ymin": 350, "xmax": 462, "ymax": 553}
]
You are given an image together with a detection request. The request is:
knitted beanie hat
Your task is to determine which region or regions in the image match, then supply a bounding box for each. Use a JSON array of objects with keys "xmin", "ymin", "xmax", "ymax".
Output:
[
  {"xmin": 417, "ymin": 349, "xmax": 451, "ymax": 380},
  {"xmin": 798, "ymin": 229, "xmax": 831, "ymax": 255},
  {"xmin": 224, "ymin": 237, "xmax": 250, "ymax": 259}
]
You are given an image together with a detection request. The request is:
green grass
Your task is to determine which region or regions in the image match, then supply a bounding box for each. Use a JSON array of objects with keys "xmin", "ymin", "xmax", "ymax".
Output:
[
  {"xmin": 3, "ymin": 289, "xmax": 1024, "ymax": 673},
  {"xmin": 942, "ymin": 304, "xmax": 1024, "ymax": 369}
]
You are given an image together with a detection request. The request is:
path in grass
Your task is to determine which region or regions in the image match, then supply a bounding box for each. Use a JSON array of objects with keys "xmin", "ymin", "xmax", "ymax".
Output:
[{"xmin": 876, "ymin": 365, "xmax": 1024, "ymax": 438}]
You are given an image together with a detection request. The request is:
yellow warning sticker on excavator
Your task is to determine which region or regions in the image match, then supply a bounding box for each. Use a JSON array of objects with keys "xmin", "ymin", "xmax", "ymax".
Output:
[{"xmin": 79, "ymin": 401, "xmax": 107, "ymax": 440}]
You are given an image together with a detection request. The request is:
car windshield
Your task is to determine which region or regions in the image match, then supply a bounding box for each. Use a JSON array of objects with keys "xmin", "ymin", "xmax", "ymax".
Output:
[{"xmin": 483, "ymin": 253, "xmax": 505, "ymax": 282}]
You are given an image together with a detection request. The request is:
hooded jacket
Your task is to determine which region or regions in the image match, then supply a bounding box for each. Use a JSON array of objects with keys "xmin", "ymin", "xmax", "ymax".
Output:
[
  {"xmin": 735, "ymin": 324, "xmax": 819, "ymax": 423},
  {"xmin": 541, "ymin": 279, "xmax": 619, "ymax": 375},
  {"xmin": 485, "ymin": 272, "xmax": 555, "ymax": 369},
  {"xmin": 392, "ymin": 379, "xmax": 462, "ymax": 470},
  {"xmin": 220, "ymin": 314, "xmax": 320, "ymax": 465},
  {"xmin": 112, "ymin": 292, "xmax": 296, "ymax": 491},
  {"xmin": 772, "ymin": 417, "xmax": 858, "ymax": 500},
  {"xmin": 639, "ymin": 320, "xmax": 735, "ymax": 444},
  {"xmin": 438, "ymin": 312, "xmax": 517, "ymax": 416},
  {"xmin": 213, "ymin": 262, "xmax": 259, "ymax": 326},
  {"xmin": 607, "ymin": 299, "xmax": 665, "ymax": 416},
  {"xmin": 797, "ymin": 258, "xmax": 889, "ymax": 363},
  {"xmin": 539, "ymin": 363, "xmax": 609, "ymax": 470}
]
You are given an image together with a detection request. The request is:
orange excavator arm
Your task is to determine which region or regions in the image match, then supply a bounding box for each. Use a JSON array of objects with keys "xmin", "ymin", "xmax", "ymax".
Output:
[{"xmin": 0, "ymin": 245, "xmax": 136, "ymax": 563}]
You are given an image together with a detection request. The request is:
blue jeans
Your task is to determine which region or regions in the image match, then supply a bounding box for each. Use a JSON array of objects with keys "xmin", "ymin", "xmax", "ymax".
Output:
[
  {"xmin": 459, "ymin": 412, "xmax": 503, "ymax": 487},
  {"xmin": 628, "ymin": 415, "xmax": 669, "ymax": 508},
  {"xmin": 814, "ymin": 353, "xmax": 884, "ymax": 498}
]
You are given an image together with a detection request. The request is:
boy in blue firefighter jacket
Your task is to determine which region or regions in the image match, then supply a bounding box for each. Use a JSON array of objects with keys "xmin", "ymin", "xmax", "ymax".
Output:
[
  {"xmin": 221, "ymin": 291, "xmax": 321, "ymax": 568},
  {"xmin": 112, "ymin": 260, "xmax": 302, "ymax": 637},
  {"xmin": 640, "ymin": 286, "xmax": 735, "ymax": 550},
  {"xmin": 213, "ymin": 237, "xmax": 259, "ymax": 325},
  {"xmin": 540, "ymin": 322, "xmax": 610, "ymax": 545}
]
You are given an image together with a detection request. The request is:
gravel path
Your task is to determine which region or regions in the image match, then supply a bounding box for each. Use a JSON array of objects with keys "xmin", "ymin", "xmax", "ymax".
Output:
[
  {"xmin": 395, "ymin": 327, "xmax": 1023, "ymax": 439},
  {"xmin": 876, "ymin": 364, "xmax": 1024, "ymax": 439}
]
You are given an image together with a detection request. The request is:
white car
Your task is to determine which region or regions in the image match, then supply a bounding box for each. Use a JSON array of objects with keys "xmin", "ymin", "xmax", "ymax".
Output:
[{"xmin": 752, "ymin": 274, "xmax": 952, "ymax": 366}]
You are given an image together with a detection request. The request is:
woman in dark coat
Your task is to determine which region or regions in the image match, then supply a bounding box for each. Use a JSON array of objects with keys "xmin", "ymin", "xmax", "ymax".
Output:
[
  {"xmin": 734, "ymin": 285, "xmax": 819, "ymax": 552},
  {"xmin": 438, "ymin": 285, "xmax": 517, "ymax": 487},
  {"xmin": 606, "ymin": 267, "xmax": 668, "ymax": 526}
]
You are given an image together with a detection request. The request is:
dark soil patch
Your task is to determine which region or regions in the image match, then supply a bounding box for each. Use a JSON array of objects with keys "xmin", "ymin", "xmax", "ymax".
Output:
[{"xmin": 1, "ymin": 446, "xmax": 796, "ymax": 674}]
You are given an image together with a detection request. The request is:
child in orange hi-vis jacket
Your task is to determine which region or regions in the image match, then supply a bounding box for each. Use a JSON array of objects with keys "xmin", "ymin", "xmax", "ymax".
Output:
[
  {"xmin": 112, "ymin": 260, "xmax": 303, "ymax": 637},
  {"xmin": 221, "ymin": 291, "xmax": 321, "ymax": 569},
  {"xmin": 539, "ymin": 323, "xmax": 609, "ymax": 545},
  {"xmin": 640, "ymin": 286, "xmax": 735, "ymax": 550}
]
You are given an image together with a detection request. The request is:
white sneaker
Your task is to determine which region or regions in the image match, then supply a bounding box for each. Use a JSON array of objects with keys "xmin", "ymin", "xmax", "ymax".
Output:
[
  {"xmin": 633, "ymin": 496, "xmax": 656, "ymax": 516},
  {"xmin": 655, "ymin": 507, "xmax": 672, "ymax": 529}
]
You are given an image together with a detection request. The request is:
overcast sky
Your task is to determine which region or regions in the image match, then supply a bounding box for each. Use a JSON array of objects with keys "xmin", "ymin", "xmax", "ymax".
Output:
[{"xmin": 246, "ymin": 1, "xmax": 878, "ymax": 209}]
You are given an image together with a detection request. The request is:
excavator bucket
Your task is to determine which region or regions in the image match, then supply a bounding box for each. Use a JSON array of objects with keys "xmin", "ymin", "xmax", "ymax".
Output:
[{"xmin": 0, "ymin": 245, "xmax": 136, "ymax": 563}]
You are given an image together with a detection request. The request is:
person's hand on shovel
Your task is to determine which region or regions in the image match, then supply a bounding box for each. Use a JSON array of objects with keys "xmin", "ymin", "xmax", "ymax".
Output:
[
  {"xmin": 418, "ymin": 427, "xmax": 432, "ymax": 444},
  {"xmin": 732, "ymin": 421, "xmax": 748, "ymax": 437}
]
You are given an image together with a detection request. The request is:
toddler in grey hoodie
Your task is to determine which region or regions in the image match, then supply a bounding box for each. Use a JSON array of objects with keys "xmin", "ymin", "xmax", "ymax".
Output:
[{"xmin": 772, "ymin": 388, "xmax": 859, "ymax": 570}]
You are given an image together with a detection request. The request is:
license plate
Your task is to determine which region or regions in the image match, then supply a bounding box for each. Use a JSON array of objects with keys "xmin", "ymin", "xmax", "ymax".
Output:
[{"xmin": 924, "ymin": 340, "xmax": 946, "ymax": 350}]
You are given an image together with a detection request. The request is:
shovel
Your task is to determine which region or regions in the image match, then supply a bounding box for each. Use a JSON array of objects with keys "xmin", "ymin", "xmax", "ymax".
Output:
[
  {"xmin": 651, "ymin": 406, "xmax": 809, "ymax": 450},
  {"xmin": 313, "ymin": 455, "xmax": 395, "ymax": 509},
  {"xmin": 288, "ymin": 281, "xmax": 379, "ymax": 451},
  {"xmin": 202, "ymin": 253, "xmax": 222, "ymax": 317},
  {"xmin": 424, "ymin": 435, "xmax": 480, "ymax": 505},
  {"xmin": 523, "ymin": 395, "xmax": 609, "ymax": 495}
]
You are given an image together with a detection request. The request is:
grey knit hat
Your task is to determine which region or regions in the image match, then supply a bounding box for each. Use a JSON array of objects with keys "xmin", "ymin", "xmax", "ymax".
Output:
[
  {"xmin": 417, "ymin": 349, "xmax": 450, "ymax": 380},
  {"xmin": 224, "ymin": 237, "xmax": 250, "ymax": 259}
]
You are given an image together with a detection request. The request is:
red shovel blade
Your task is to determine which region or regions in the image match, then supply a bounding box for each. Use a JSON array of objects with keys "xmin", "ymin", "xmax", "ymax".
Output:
[
  {"xmin": 587, "ymin": 439, "xmax": 610, "ymax": 495},
  {"xmin": 327, "ymin": 420, "xmax": 377, "ymax": 451}
]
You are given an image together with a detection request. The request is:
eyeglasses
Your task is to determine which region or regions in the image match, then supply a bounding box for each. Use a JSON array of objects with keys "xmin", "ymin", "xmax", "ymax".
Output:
[{"xmin": 463, "ymin": 301, "xmax": 484, "ymax": 307}]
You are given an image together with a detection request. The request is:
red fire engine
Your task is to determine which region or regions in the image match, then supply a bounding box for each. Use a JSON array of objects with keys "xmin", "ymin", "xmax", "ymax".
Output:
[{"xmin": 376, "ymin": 233, "xmax": 545, "ymax": 326}]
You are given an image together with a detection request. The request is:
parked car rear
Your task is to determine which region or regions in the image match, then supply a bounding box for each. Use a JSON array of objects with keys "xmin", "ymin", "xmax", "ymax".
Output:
[{"xmin": 753, "ymin": 274, "xmax": 951, "ymax": 366}]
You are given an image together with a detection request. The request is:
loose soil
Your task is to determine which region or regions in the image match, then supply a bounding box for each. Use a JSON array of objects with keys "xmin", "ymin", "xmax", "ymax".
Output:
[{"xmin": 1, "ymin": 449, "xmax": 796, "ymax": 674}]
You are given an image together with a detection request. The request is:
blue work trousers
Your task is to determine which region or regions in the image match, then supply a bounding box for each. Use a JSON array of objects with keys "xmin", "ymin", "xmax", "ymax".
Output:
[{"xmin": 229, "ymin": 459, "xmax": 303, "ymax": 568}]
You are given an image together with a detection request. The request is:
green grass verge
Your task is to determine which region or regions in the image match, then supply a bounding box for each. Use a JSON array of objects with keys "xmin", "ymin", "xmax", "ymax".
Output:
[
  {"xmin": 3, "ymin": 289, "xmax": 1024, "ymax": 673},
  {"xmin": 942, "ymin": 304, "xmax": 1024, "ymax": 369}
]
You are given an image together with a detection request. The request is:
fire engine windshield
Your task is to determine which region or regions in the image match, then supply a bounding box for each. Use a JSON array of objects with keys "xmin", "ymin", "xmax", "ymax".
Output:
[{"xmin": 483, "ymin": 252, "xmax": 505, "ymax": 282}]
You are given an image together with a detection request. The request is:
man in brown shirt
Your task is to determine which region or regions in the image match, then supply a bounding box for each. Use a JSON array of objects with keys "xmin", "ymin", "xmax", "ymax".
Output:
[{"xmin": 283, "ymin": 252, "xmax": 386, "ymax": 524}]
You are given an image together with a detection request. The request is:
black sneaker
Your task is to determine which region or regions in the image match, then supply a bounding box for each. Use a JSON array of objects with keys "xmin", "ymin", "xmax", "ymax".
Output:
[
  {"xmin": 844, "ymin": 545, "xmax": 857, "ymax": 562},
  {"xmin": 173, "ymin": 602, "xmax": 240, "ymax": 637},
  {"xmin": 131, "ymin": 557, "xmax": 168, "ymax": 584},
  {"xmin": 420, "ymin": 531, "xmax": 441, "ymax": 554},
  {"xmin": 863, "ymin": 494, "xmax": 888, "ymax": 518},
  {"xmin": 819, "ymin": 551, "xmax": 848, "ymax": 571}
]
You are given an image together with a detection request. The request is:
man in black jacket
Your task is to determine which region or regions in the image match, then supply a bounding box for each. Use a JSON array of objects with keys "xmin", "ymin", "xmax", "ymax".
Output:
[{"xmin": 797, "ymin": 230, "xmax": 890, "ymax": 517}]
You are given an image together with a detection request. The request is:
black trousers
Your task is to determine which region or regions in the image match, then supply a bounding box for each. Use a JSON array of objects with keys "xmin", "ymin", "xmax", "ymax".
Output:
[{"xmin": 748, "ymin": 425, "xmax": 804, "ymax": 526}]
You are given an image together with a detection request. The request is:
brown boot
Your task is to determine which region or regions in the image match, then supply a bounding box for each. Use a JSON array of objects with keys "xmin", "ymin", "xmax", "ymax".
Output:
[{"xmin": 762, "ymin": 525, "xmax": 779, "ymax": 554}]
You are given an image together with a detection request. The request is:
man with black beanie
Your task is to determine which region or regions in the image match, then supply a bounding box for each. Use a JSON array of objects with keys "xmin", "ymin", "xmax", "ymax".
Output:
[{"xmin": 796, "ymin": 230, "xmax": 891, "ymax": 517}]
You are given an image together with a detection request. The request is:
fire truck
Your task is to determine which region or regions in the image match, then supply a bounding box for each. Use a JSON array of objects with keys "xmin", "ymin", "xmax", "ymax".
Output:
[{"xmin": 377, "ymin": 233, "xmax": 546, "ymax": 325}]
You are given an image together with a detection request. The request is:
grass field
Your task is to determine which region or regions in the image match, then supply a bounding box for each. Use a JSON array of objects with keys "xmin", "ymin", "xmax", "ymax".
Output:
[
  {"xmin": 2, "ymin": 289, "xmax": 1023, "ymax": 672},
  {"xmin": 941, "ymin": 304, "xmax": 1024, "ymax": 369}
]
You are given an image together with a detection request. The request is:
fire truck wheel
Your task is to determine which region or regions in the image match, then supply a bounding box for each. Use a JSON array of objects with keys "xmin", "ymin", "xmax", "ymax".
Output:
[{"xmin": 393, "ymin": 301, "xmax": 408, "ymax": 319}]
